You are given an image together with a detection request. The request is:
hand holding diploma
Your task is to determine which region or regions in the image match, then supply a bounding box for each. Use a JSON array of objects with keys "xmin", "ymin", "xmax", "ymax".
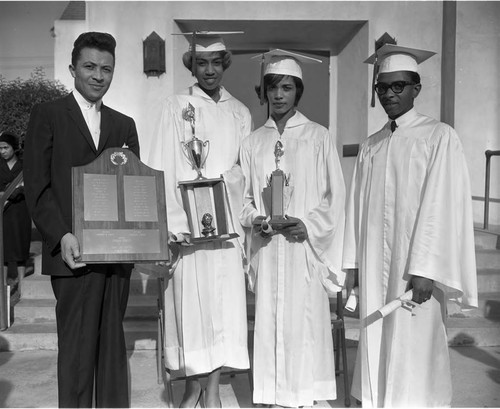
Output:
[{"xmin": 378, "ymin": 290, "xmax": 416, "ymax": 317}]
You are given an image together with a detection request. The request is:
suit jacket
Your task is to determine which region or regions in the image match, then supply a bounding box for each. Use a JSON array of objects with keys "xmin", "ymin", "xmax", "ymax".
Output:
[{"xmin": 24, "ymin": 93, "xmax": 140, "ymax": 276}]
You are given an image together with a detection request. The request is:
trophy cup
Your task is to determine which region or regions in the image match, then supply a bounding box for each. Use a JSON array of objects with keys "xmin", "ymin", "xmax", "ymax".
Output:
[
  {"xmin": 257, "ymin": 140, "xmax": 297, "ymax": 230},
  {"xmin": 177, "ymin": 103, "xmax": 238, "ymax": 243},
  {"xmin": 181, "ymin": 103, "xmax": 210, "ymax": 179}
]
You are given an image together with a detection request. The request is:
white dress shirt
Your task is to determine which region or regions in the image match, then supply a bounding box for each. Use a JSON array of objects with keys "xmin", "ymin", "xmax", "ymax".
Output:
[{"xmin": 73, "ymin": 89, "xmax": 102, "ymax": 149}]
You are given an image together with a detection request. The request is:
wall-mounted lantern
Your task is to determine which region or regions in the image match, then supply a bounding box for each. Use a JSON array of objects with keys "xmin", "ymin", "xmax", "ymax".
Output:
[{"xmin": 143, "ymin": 31, "xmax": 165, "ymax": 78}]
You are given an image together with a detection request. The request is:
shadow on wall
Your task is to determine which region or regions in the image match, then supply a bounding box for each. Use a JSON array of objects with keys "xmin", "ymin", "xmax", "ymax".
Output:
[{"xmin": 0, "ymin": 335, "xmax": 13, "ymax": 407}]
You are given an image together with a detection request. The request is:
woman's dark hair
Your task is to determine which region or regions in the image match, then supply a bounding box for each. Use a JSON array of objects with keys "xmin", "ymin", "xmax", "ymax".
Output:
[
  {"xmin": 255, "ymin": 74, "xmax": 304, "ymax": 106},
  {"xmin": 71, "ymin": 32, "xmax": 116, "ymax": 66},
  {"xmin": 0, "ymin": 132, "xmax": 20, "ymax": 152},
  {"xmin": 182, "ymin": 51, "xmax": 232, "ymax": 72}
]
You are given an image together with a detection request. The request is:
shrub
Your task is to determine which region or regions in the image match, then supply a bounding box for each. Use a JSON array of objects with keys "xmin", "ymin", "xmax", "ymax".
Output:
[{"xmin": 0, "ymin": 67, "xmax": 69, "ymax": 146}]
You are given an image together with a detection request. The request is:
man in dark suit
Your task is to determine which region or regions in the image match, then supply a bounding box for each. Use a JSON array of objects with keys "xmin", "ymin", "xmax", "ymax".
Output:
[{"xmin": 24, "ymin": 32, "xmax": 140, "ymax": 408}]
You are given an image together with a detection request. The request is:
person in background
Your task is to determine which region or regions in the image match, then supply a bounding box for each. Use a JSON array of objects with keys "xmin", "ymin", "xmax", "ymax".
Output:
[
  {"xmin": 239, "ymin": 49, "xmax": 346, "ymax": 407},
  {"xmin": 24, "ymin": 31, "xmax": 140, "ymax": 408},
  {"xmin": 148, "ymin": 32, "xmax": 252, "ymax": 408},
  {"xmin": 343, "ymin": 40, "xmax": 478, "ymax": 407},
  {"xmin": 0, "ymin": 131, "xmax": 31, "ymax": 296}
]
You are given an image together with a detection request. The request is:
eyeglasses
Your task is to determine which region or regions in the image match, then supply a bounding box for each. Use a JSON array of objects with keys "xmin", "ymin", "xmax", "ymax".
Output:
[{"xmin": 374, "ymin": 81, "xmax": 417, "ymax": 95}]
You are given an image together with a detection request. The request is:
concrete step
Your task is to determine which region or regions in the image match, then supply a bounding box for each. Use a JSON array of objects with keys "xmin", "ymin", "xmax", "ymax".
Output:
[
  {"xmin": 474, "ymin": 228, "xmax": 500, "ymax": 250},
  {"xmin": 0, "ymin": 317, "xmax": 158, "ymax": 352},
  {"xmin": 477, "ymin": 269, "xmax": 500, "ymax": 293},
  {"xmin": 20, "ymin": 268, "xmax": 161, "ymax": 300},
  {"xmin": 476, "ymin": 249, "xmax": 500, "ymax": 270},
  {"xmin": 447, "ymin": 292, "xmax": 500, "ymax": 319},
  {"xmin": 13, "ymin": 295, "xmax": 158, "ymax": 324},
  {"xmin": 3, "ymin": 313, "xmax": 498, "ymax": 351},
  {"xmin": 446, "ymin": 317, "xmax": 500, "ymax": 347}
]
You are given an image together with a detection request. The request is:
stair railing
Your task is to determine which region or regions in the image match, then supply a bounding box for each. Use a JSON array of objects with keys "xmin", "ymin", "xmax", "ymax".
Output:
[
  {"xmin": 484, "ymin": 150, "xmax": 500, "ymax": 230},
  {"xmin": 0, "ymin": 171, "xmax": 24, "ymax": 330}
]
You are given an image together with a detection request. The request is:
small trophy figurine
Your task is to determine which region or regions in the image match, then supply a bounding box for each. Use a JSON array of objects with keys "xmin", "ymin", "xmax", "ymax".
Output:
[
  {"xmin": 181, "ymin": 103, "xmax": 210, "ymax": 179},
  {"xmin": 201, "ymin": 213, "xmax": 216, "ymax": 237},
  {"xmin": 260, "ymin": 140, "xmax": 296, "ymax": 229}
]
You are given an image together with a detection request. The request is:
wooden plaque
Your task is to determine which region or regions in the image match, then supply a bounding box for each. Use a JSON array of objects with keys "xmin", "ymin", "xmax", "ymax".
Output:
[
  {"xmin": 72, "ymin": 148, "xmax": 169, "ymax": 263},
  {"xmin": 178, "ymin": 177, "xmax": 238, "ymax": 244}
]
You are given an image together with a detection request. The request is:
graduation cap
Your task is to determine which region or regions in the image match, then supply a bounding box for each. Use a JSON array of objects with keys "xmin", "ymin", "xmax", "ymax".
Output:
[
  {"xmin": 172, "ymin": 31, "xmax": 243, "ymax": 76},
  {"xmin": 251, "ymin": 49, "xmax": 322, "ymax": 105},
  {"xmin": 365, "ymin": 33, "xmax": 436, "ymax": 107}
]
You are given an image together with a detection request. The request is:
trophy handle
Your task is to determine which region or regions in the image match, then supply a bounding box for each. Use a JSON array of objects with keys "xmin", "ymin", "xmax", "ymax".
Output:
[
  {"xmin": 181, "ymin": 141, "xmax": 191, "ymax": 162},
  {"xmin": 200, "ymin": 140, "xmax": 210, "ymax": 169}
]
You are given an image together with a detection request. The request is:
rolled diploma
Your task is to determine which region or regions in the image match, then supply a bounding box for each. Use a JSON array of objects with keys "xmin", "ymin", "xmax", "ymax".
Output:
[
  {"xmin": 345, "ymin": 287, "xmax": 359, "ymax": 312},
  {"xmin": 378, "ymin": 290, "xmax": 414, "ymax": 317}
]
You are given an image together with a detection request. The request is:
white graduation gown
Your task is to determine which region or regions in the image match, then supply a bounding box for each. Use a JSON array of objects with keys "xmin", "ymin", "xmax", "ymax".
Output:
[
  {"xmin": 148, "ymin": 84, "xmax": 252, "ymax": 375},
  {"xmin": 239, "ymin": 111, "xmax": 346, "ymax": 407},
  {"xmin": 343, "ymin": 108, "xmax": 478, "ymax": 407}
]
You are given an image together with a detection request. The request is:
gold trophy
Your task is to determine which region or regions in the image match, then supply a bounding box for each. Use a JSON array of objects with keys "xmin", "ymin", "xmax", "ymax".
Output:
[
  {"xmin": 258, "ymin": 140, "xmax": 297, "ymax": 229},
  {"xmin": 177, "ymin": 103, "xmax": 238, "ymax": 243}
]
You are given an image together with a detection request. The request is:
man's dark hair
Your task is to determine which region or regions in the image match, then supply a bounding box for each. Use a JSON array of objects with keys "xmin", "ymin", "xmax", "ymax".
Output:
[
  {"xmin": 71, "ymin": 32, "xmax": 116, "ymax": 66},
  {"xmin": 409, "ymin": 71, "xmax": 421, "ymax": 85},
  {"xmin": 399, "ymin": 70, "xmax": 421, "ymax": 85},
  {"xmin": 182, "ymin": 51, "xmax": 232, "ymax": 72},
  {"xmin": 255, "ymin": 74, "xmax": 305, "ymax": 106}
]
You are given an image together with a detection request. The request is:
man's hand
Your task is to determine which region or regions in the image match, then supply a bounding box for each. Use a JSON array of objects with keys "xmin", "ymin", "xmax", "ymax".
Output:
[
  {"xmin": 410, "ymin": 275, "xmax": 434, "ymax": 304},
  {"xmin": 60, "ymin": 233, "xmax": 86, "ymax": 269},
  {"xmin": 282, "ymin": 216, "xmax": 308, "ymax": 243}
]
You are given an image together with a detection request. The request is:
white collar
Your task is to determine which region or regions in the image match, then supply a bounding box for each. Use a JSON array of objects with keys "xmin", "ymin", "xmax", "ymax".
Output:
[
  {"xmin": 264, "ymin": 110, "xmax": 310, "ymax": 130},
  {"xmin": 192, "ymin": 84, "xmax": 232, "ymax": 102},
  {"xmin": 73, "ymin": 89, "xmax": 102, "ymax": 111},
  {"xmin": 387, "ymin": 108, "xmax": 418, "ymax": 129}
]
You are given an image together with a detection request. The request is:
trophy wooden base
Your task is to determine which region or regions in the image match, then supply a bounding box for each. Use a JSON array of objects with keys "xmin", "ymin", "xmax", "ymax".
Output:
[
  {"xmin": 178, "ymin": 176, "xmax": 239, "ymax": 244},
  {"xmin": 253, "ymin": 216, "xmax": 298, "ymax": 230},
  {"xmin": 191, "ymin": 232, "xmax": 239, "ymax": 244}
]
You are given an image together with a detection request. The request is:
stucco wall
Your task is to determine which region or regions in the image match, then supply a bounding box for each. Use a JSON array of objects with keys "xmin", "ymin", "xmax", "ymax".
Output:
[
  {"xmin": 50, "ymin": 1, "xmax": 499, "ymax": 226},
  {"xmin": 455, "ymin": 1, "xmax": 500, "ymax": 226},
  {"xmin": 0, "ymin": 1, "xmax": 68, "ymax": 80}
]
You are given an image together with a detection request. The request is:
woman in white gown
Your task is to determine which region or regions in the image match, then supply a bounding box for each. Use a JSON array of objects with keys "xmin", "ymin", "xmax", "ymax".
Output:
[
  {"xmin": 148, "ymin": 33, "xmax": 252, "ymax": 408},
  {"xmin": 239, "ymin": 50, "xmax": 346, "ymax": 407}
]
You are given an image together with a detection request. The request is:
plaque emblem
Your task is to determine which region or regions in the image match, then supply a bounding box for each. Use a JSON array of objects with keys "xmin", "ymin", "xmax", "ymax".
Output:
[{"xmin": 110, "ymin": 151, "xmax": 128, "ymax": 166}]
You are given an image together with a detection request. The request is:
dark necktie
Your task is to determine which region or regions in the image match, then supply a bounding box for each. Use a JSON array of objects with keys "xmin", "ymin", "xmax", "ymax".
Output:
[{"xmin": 390, "ymin": 120, "xmax": 398, "ymax": 133}]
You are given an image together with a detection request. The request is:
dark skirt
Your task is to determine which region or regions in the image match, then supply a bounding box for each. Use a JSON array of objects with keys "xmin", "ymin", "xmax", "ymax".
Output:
[{"xmin": 3, "ymin": 199, "xmax": 31, "ymax": 263}]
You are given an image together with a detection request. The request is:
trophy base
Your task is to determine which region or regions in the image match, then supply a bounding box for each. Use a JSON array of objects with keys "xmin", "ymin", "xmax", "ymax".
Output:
[
  {"xmin": 253, "ymin": 217, "xmax": 298, "ymax": 230},
  {"xmin": 191, "ymin": 232, "xmax": 239, "ymax": 244},
  {"xmin": 178, "ymin": 176, "xmax": 239, "ymax": 245}
]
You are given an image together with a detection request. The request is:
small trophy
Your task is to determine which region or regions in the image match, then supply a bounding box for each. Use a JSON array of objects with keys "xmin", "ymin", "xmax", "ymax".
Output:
[
  {"xmin": 181, "ymin": 103, "xmax": 210, "ymax": 179},
  {"xmin": 177, "ymin": 103, "xmax": 238, "ymax": 243},
  {"xmin": 258, "ymin": 140, "xmax": 297, "ymax": 230}
]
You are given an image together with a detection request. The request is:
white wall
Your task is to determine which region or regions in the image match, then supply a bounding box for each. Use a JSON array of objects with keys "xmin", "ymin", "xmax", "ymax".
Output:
[
  {"xmin": 0, "ymin": 1, "xmax": 68, "ymax": 80},
  {"xmin": 49, "ymin": 1, "xmax": 499, "ymax": 227},
  {"xmin": 456, "ymin": 1, "xmax": 500, "ymax": 226},
  {"xmin": 337, "ymin": 23, "xmax": 369, "ymax": 195}
]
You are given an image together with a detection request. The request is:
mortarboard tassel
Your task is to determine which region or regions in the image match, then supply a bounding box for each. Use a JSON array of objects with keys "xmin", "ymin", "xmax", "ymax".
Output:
[
  {"xmin": 370, "ymin": 61, "xmax": 379, "ymax": 107},
  {"xmin": 259, "ymin": 54, "xmax": 266, "ymax": 105},
  {"xmin": 191, "ymin": 31, "xmax": 197, "ymax": 77}
]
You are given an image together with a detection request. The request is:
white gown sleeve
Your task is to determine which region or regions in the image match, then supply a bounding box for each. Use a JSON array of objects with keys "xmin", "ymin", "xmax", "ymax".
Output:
[
  {"xmin": 148, "ymin": 98, "xmax": 191, "ymax": 235},
  {"xmin": 407, "ymin": 125, "xmax": 478, "ymax": 308},
  {"xmin": 302, "ymin": 130, "xmax": 346, "ymax": 294}
]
